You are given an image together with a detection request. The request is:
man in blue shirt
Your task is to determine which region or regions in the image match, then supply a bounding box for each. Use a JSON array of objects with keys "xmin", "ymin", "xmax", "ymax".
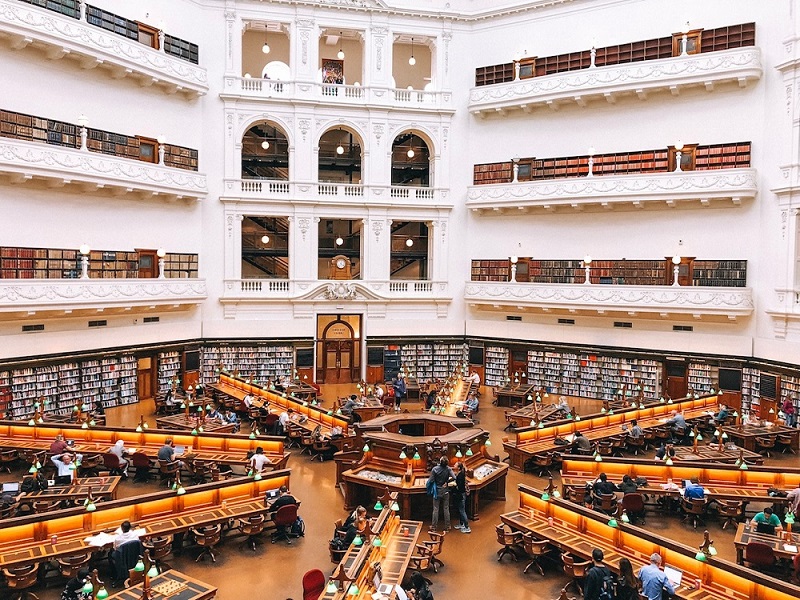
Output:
[
  {"xmin": 683, "ymin": 477, "xmax": 705, "ymax": 500},
  {"xmin": 638, "ymin": 553, "xmax": 675, "ymax": 600}
]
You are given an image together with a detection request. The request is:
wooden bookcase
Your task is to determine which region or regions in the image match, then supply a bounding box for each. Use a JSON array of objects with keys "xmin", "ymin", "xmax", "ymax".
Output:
[
  {"xmin": 691, "ymin": 260, "xmax": 747, "ymax": 287},
  {"xmin": 700, "ymin": 23, "xmax": 755, "ymax": 53},
  {"xmin": 20, "ymin": 0, "xmax": 80, "ymax": 19},
  {"xmin": 163, "ymin": 34, "xmax": 200, "ymax": 65},
  {"xmin": 199, "ymin": 345, "xmax": 294, "ymax": 385},
  {"xmin": 474, "ymin": 63, "xmax": 514, "ymax": 86},
  {"xmin": 471, "ymin": 259, "xmax": 512, "ymax": 282}
]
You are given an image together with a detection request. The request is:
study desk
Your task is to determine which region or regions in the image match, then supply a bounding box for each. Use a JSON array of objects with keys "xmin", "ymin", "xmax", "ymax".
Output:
[
  {"xmin": 107, "ymin": 570, "xmax": 217, "ymax": 600},
  {"xmin": 351, "ymin": 398, "xmax": 387, "ymax": 422},
  {"xmin": 505, "ymin": 404, "xmax": 563, "ymax": 427},
  {"xmin": 503, "ymin": 484, "xmax": 798, "ymax": 600},
  {"xmin": 319, "ymin": 508, "xmax": 422, "ymax": 600},
  {"xmin": 495, "ymin": 384, "xmax": 539, "ymax": 408},
  {"xmin": 16, "ymin": 476, "xmax": 121, "ymax": 509},
  {"xmin": 721, "ymin": 425, "xmax": 799, "ymax": 453},
  {"xmin": 733, "ymin": 522, "xmax": 798, "ymax": 565},
  {"xmin": 0, "ymin": 470, "xmax": 290, "ymax": 569},
  {"xmin": 673, "ymin": 445, "xmax": 763, "ymax": 465},
  {"xmin": 503, "ymin": 395, "xmax": 720, "ymax": 471},
  {"xmin": 154, "ymin": 414, "xmax": 236, "ymax": 433}
]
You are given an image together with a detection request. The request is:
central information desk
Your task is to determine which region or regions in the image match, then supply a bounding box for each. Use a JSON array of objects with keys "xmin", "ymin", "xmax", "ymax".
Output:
[
  {"xmin": 16, "ymin": 476, "xmax": 122, "ymax": 510},
  {"xmin": 340, "ymin": 414, "xmax": 507, "ymax": 520},
  {"xmin": 0, "ymin": 421, "xmax": 289, "ymax": 468},
  {"xmin": 0, "ymin": 469, "xmax": 290, "ymax": 569},
  {"xmin": 320, "ymin": 505, "xmax": 422, "ymax": 600},
  {"xmin": 107, "ymin": 570, "xmax": 217, "ymax": 600},
  {"xmin": 560, "ymin": 457, "xmax": 793, "ymax": 510},
  {"xmin": 503, "ymin": 484, "xmax": 796, "ymax": 600},
  {"xmin": 503, "ymin": 394, "xmax": 720, "ymax": 471}
]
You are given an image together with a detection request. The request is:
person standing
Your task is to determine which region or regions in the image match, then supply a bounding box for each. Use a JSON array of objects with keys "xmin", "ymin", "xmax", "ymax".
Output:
[
  {"xmin": 638, "ymin": 553, "xmax": 675, "ymax": 600},
  {"xmin": 452, "ymin": 462, "xmax": 471, "ymax": 533},
  {"xmin": 783, "ymin": 397, "xmax": 797, "ymax": 428},
  {"xmin": 584, "ymin": 548, "xmax": 614, "ymax": 600},
  {"xmin": 428, "ymin": 456, "xmax": 456, "ymax": 532},
  {"xmin": 616, "ymin": 557, "xmax": 640, "ymax": 600}
]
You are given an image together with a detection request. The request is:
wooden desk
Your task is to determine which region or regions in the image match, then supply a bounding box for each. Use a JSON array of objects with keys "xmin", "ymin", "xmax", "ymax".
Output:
[
  {"xmin": 107, "ymin": 570, "xmax": 217, "ymax": 600},
  {"xmin": 503, "ymin": 395, "xmax": 720, "ymax": 471},
  {"xmin": 319, "ymin": 509, "xmax": 421, "ymax": 600},
  {"xmin": 506, "ymin": 404, "xmax": 563, "ymax": 427},
  {"xmin": 673, "ymin": 446, "xmax": 763, "ymax": 465},
  {"xmin": 733, "ymin": 522, "xmax": 798, "ymax": 565},
  {"xmin": 154, "ymin": 414, "xmax": 236, "ymax": 434},
  {"xmin": 721, "ymin": 425, "xmax": 799, "ymax": 453},
  {"xmin": 17, "ymin": 476, "xmax": 121, "ymax": 508},
  {"xmin": 504, "ymin": 484, "xmax": 797, "ymax": 600},
  {"xmin": 0, "ymin": 469, "xmax": 290, "ymax": 569},
  {"xmin": 351, "ymin": 398, "xmax": 387, "ymax": 423},
  {"xmin": 495, "ymin": 384, "xmax": 538, "ymax": 408}
]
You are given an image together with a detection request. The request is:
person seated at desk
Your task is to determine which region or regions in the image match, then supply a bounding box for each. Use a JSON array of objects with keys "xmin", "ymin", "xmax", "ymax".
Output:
[
  {"xmin": 206, "ymin": 406, "xmax": 224, "ymax": 422},
  {"xmin": 710, "ymin": 403, "xmax": 730, "ymax": 427},
  {"xmin": 465, "ymin": 392, "xmax": 480, "ymax": 414},
  {"xmin": 249, "ymin": 447, "xmax": 271, "ymax": 473},
  {"xmin": 109, "ymin": 440, "xmax": 130, "ymax": 478},
  {"xmin": 157, "ymin": 437, "xmax": 186, "ymax": 469},
  {"xmin": 637, "ymin": 553, "xmax": 675, "ymax": 600},
  {"xmin": 572, "ymin": 431, "xmax": 592, "ymax": 453},
  {"xmin": 268, "ymin": 485, "xmax": 298, "ymax": 519},
  {"xmin": 425, "ymin": 390, "xmax": 436, "ymax": 411},
  {"xmin": 375, "ymin": 383, "xmax": 385, "ymax": 402},
  {"xmin": 52, "ymin": 452, "xmax": 82, "ymax": 482},
  {"xmin": 340, "ymin": 395, "xmax": 361, "ymax": 416},
  {"xmin": 787, "ymin": 484, "xmax": 800, "ymax": 515},
  {"xmin": 405, "ymin": 571, "xmax": 434, "ymax": 600},
  {"xmin": 654, "ymin": 442, "xmax": 675, "ymax": 461},
  {"xmin": 243, "ymin": 393, "xmax": 254, "ymax": 409},
  {"xmin": 344, "ymin": 505, "xmax": 367, "ymax": 530},
  {"xmin": 751, "ymin": 506, "xmax": 782, "ymax": 532},
  {"xmin": 343, "ymin": 516, "xmax": 367, "ymax": 546},
  {"xmin": 593, "ymin": 473, "xmax": 617, "ymax": 496},
  {"xmin": 224, "ymin": 409, "xmax": 240, "ymax": 432},
  {"xmin": 683, "ymin": 477, "xmax": 705, "ymax": 500},
  {"xmin": 61, "ymin": 566, "xmax": 91, "ymax": 600},
  {"xmin": 617, "ymin": 474, "xmax": 639, "ymax": 494},
  {"xmin": 50, "ymin": 434, "xmax": 68, "ymax": 455},
  {"xmin": 93, "ymin": 401, "xmax": 105, "ymax": 417},
  {"xmin": 468, "ymin": 370, "xmax": 481, "ymax": 386},
  {"xmin": 628, "ymin": 419, "xmax": 643, "ymax": 438},
  {"xmin": 277, "ymin": 408, "xmax": 295, "ymax": 435},
  {"xmin": 113, "ymin": 520, "xmax": 141, "ymax": 549},
  {"xmin": 664, "ymin": 410, "xmax": 687, "ymax": 442},
  {"xmin": 556, "ymin": 395, "xmax": 570, "ymax": 415},
  {"xmin": 164, "ymin": 388, "xmax": 175, "ymax": 407}
]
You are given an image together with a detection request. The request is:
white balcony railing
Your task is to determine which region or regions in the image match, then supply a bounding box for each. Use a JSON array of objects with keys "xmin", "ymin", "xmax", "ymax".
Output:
[
  {"xmin": 0, "ymin": 0, "xmax": 208, "ymax": 97},
  {"xmin": 466, "ymin": 168, "xmax": 757, "ymax": 213},
  {"xmin": 0, "ymin": 138, "xmax": 208, "ymax": 201},
  {"xmin": 464, "ymin": 281, "xmax": 754, "ymax": 320},
  {"xmin": 469, "ymin": 47, "xmax": 762, "ymax": 115},
  {"xmin": 0, "ymin": 278, "xmax": 207, "ymax": 313},
  {"xmin": 222, "ymin": 279, "xmax": 449, "ymax": 303},
  {"xmin": 221, "ymin": 77, "xmax": 454, "ymax": 113},
  {"xmin": 222, "ymin": 179, "xmax": 451, "ymax": 208}
]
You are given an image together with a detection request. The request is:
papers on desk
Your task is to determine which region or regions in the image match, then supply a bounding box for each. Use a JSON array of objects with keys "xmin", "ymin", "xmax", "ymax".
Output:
[
  {"xmin": 132, "ymin": 528, "xmax": 147, "ymax": 537},
  {"xmin": 562, "ymin": 434, "xmax": 575, "ymax": 443},
  {"xmin": 784, "ymin": 544, "xmax": 798, "ymax": 553},
  {"xmin": 84, "ymin": 532, "xmax": 115, "ymax": 547},
  {"xmin": 661, "ymin": 483, "xmax": 680, "ymax": 491}
]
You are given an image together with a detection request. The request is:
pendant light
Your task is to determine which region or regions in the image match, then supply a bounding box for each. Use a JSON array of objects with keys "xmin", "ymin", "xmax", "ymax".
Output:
[
  {"xmin": 405, "ymin": 238, "xmax": 414, "ymax": 247},
  {"xmin": 262, "ymin": 32, "xmax": 270, "ymax": 54},
  {"xmin": 409, "ymin": 37, "xmax": 416, "ymax": 66},
  {"xmin": 336, "ymin": 128, "xmax": 345, "ymax": 155},
  {"xmin": 337, "ymin": 32, "xmax": 345, "ymax": 60},
  {"xmin": 261, "ymin": 129, "xmax": 270, "ymax": 151},
  {"xmin": 407, "ymin": 147, "xmax": 415, "ymax": 159},
  {"xmin": 261, "ymin": 234, "xmax": 270, "ymax": 244}
]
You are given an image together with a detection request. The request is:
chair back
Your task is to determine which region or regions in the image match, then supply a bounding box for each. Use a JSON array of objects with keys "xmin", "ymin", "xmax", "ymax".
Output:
[
  {"xmin": 621, "ymin": 492, "xmax": 645, "ymax": 512},
  {"xmin": 126, "ymin": 567, "xmax": 145, "ymax": 587},
  {"xmin": 522, "ymin": 532, "xmax": 549, "ymax": 556},
  {"xmin": 302, "ymin": 568, "xmax": 326, "ymax": 600},
  {"xmin": 273, "ymin": 503, "xmax": 299, "ymax": 527},
  {"xmin": 495, "ymin": 523, "xmax": 520, "ymax": 546},
  {"xmin": 681, "ymin": 497, "xmax": 707, "ymax": 515},
  {"xmin": 716, "ymin": 499, "xmax": 743, "ymax": 516},
  {"xmin": 131, "ymin": 452, "xmax": 151, "ymax": 468},
  {"xmin": 426, "ymin": 531, "xmax": 445, "ymax": 554},
  {"xmin": 195, "ymin": 523, "xmax": 222, "ymax": 546},
  {"xmin": 756, "ymin": 436, "xmax": 776, "ymax": 449},
  {"xmin": 143, "ymin": 535, "xmax": 173, "ymax": 560},
  {"xmin": 240, "ymin": 513, "xmax": 266, "ymax": 535},
  {"xmin": 2, "ymin": 564, "xmax": 39, "ymax": 589},
  {"xmin": 33, "ymin": 500, "xmax": 60, "ymax": 513},
  {"xmin": 561, "ymin": 553, "xmax": 590, "ymax": 578},
  {"xmin": 596, "ymin": 493, "xmax": 617, "ymax": 511},
  {"xmin": 745, "ymin": 541, "xmax": 776, "ymax": 567},
  {"xmin": 103, "ymin": 452, "xmax": 122, "ymax": 469},
  {"xmin": 158, "ymin": 459, "xmax": 179, "ymax": 474},
  {"xmin": 0, "ymin": 449, "xmax": 18, "ymax": 462},
  {"xmin": 57, "ymin": 552, "xmax": 91, "ymax": 578}
]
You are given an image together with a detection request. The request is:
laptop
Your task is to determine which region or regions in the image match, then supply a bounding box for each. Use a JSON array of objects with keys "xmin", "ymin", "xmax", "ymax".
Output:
[
  {"xmin": 66, "ymin": 440, "xmax": 75, "ymax": 447},
  {"xmin": 54, "ymin": 475, "xmax": 72, "ymax": 486},
  {"xmin": 663, "ymin": 565, "xmax": 683, "ymax": 588},
  {"xmin": 174, "ymin": 445, "xmax": 185, "ymax": 455},
  {"xmin": 756, "ymin": 522, "xmax": 777, "ymax": 535},
  {"xmin": 682, "ymin": 479, "xmax": 692, "ymax": 489},
  {"xmin": 265, "ymin": 488, "xmax": 280, "ymax": 500},
  {"xmin": 1, "ymin": 482, "xmax": 19, "ymax": 493}
]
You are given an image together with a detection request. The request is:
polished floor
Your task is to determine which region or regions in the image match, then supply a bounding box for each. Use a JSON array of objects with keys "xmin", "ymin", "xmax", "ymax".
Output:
[{"xmin": 8, "ymin": 386, "xmax": 800, "ymax": 600}]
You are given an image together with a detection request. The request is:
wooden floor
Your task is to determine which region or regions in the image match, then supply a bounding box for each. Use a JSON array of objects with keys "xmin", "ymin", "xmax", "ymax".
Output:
[{"xmin": 8, "ymin": 385, "xmax": 800, "ymax": 600}]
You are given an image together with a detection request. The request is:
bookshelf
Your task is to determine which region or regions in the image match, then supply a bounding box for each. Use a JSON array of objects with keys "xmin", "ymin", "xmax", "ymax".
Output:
[
  {"xmin": 687, "ymin": 362, "xmax": 717, "ymax": 394},
  {"xmin": 163, "ymin": 145, "xmax": 200, "ymax": 172},
  {"xmin": 471, "ymin": 259, "xmax": 512, "ymax": 282},
  {"xmin": 98, "ymin": 356, "xmax": 137, "ymax": 408},
  {"xmin": 0, "ymin": 370, "xmax": 10, "ymax": 416},
  {"xmin": 741, "ymin": 368, "xmax": 760, "ymax": 414},
  {"xmin": 56, "ymin": 362, "xmax": 82, "ymax": 414},
  {"xmin": 473, "ymin": 162, "xmax": 513, "ymax": 185},
  {"xmin": 20, "ymin": 0, "xmax": 81, "ymax": 18},
  {"xmin": 692, "ymin": 260, "xmax": 747, "ymax": 287},
  {"xmin": 396, "ymin": 343, "xmax": 466, "ymax": 381},
  {"xmin": 383, "ymin": 348, "xmax": 401, "ymax": 381},
  {"xmin": 485, "ymin": 346, "xmax": 509, "ymax": 387},
  {"xmin": 157, "ymin": 351, "xmax": 182, "ymax": 394},
  {"xmin": 474, "ymin": 22, "xmax": 755, "ymax": 87},
  {"xmin": 80, "ymin": 359, "xmax": 102, "ymax": 405},
  {"xmin": 198, "ymin": 345, "xmax": 294, "ymax": 385},
  {"xmin": 163, "ymin": 34, "xmax": 200, "ymax": 65}
]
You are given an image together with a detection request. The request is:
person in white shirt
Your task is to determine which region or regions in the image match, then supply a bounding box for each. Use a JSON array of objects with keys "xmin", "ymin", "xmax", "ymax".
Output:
[
  {"xmin": 113, "ymin": 520, "xmax": 141, "ymax": 549},
  {"xmin": 51, "ymin": 452, "xmax": 82, "ymax": 479},
  {"xmin": 469, "ymin": 371, "xmax": 481, "ymax": 385},
  {"xmin": 249, "ymin": 447, "xmax": 271, "ymax": 472},
  {"xmin": 243, "ymin": 394, "xmax": 254, "ymax": 409},
  {"xmin": 109, "ymin": 440, "xmax": 129, "ymax": 477},
  {"xmin": 375, "ymin": 384, "xmax": 385, "ymax": 400},
  {"xmin": 278, "ymin": 408, "xmax": 294, "ymax": 434}
]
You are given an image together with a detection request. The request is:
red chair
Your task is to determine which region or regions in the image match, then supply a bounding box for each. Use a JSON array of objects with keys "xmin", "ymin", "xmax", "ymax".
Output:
[
  {"xmin": 621, "ymin": 492, "xmax": 646, "ymax": 525},
  {"xmin": 744, "ymin": 541, "xmax": 776, "ymax": 571},
  {"xmin": 131, "ymin": 452, "xmax": 153, "ymax": 482},
  {"xmin": 302, "ymin": 569, "xmax": 325, "ymax": 600},
  {"xmin": 271, "ymin": 503, "xmax": 299, "ymax": 545},
  {"xmin": 102, "ymin": 452, "xmax": 125, "ymax": 476}
]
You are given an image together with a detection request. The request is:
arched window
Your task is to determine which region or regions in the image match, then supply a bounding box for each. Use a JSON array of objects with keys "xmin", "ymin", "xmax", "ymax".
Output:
[
  {"xmin": 391, "ymin": 133, "xmax": 430, "ymax": 186},
  {"xmin": 318, "ymin": 128, "xmax": 362, "ymax": 184},
  {"xmin": 242, "ymin": 122, "xmax": 289, "ymax": 180}
]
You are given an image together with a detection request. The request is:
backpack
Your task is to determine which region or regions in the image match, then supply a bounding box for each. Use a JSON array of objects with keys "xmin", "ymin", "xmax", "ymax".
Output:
[
  {"xmin": 291, "ymin": 516, "xmax": 305, "ymax": 537},
  {"xmin": 426, "ymin": 477, "xmax": 438, "ymax": 499},
  {"xmin": 593, "ymin": 566, "xmax": 617, "ymax": 600}
]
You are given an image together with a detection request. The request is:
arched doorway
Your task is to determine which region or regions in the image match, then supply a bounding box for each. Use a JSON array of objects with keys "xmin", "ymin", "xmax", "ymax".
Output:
[
  {"xmin": 242, "ymin": 122, "xmax": 289, "ymax": 179},
  {"xmin": 317, "ymin": 314, "xmax": 361, "ymax": 384},
  {"xmin": 391, "ymin": 132, "xmax": 430, "ymax": 186}
]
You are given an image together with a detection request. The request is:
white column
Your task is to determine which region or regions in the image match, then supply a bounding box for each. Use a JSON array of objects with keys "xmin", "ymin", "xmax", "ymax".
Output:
[
  {"xmin": 223, "ymin": 7, "xmax": 240, "ymax": 76},
  {"xmin": 291, "ymin": 17, "xmax": 318, "ymax": 82},
  {"xmin": 366, "ymin": 24, "xmax": 390, "ymax": 87},
  {"xmin": 293, "ymin": 115, "xmax": 315, "ymax": 183},
  {"xmin": 364, "ymin": 216, "xmax": 390, "ymax": 281},
  {"xmin": 223, "ymin": 211, "xmax": 243, "ymax": 280},
  {"xmin": 288, "ymin": 214, "xmax": 317, "ymax": 281},
  {"xmin": 428, "ymin": 218, "xmax": 448, "ymax": 282}
]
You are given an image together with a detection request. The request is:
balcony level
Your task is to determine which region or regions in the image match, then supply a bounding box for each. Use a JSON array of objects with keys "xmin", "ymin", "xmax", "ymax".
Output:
[
  {"xmin": 221, "ymin": 279, "xmax": 451, "ymax": 318},
  {"xmin": 464, "ymin": 281, "xmax": 753, "ymax": 321},
  {"xmin": 221, "ymin": 77, "xmax": 454, "ymax": 114},
  {"xmin": 0, "ymin": 278, "xmax": 207, "ymax": 318},
  {"xmin": 0, "ymin": 0, "xmax": 207, "ymax": 97},
  {"xmin": 222, "ymin": 179, "xmax": 452, "ymax": 209},
  {"xmin": 0, "ymin": 137, "xmax": 207, "ymax": 201}
]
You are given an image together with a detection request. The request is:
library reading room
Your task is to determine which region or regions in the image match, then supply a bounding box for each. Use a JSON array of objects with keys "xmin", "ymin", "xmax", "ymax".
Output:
[{"xmin": 0, "ymin": 0, "xmax": 798, "ymax": 599}]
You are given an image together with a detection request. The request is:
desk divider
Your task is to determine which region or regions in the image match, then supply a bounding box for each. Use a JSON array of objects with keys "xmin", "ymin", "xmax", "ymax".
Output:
[{"xmin": 515, "ymin": 483, "xmax": 796, "ymax": 600}]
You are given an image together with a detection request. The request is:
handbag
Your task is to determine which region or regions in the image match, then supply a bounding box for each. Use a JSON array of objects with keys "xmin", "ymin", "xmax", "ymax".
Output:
[{"xmin": 426, "ymin": 477, "xmax": 438, "ymax": 499}]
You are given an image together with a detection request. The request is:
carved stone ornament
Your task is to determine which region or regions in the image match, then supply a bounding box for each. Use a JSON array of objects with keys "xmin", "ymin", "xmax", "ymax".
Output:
[
  {"xmin": 297, "ymin": 217, "xmax": 310, "ymax": 241},
  {"xmin": 324, "ymin": 282, "xmax": 358, "ymax": 300},
  {"xmin": 371, "ymin": 220, "xmax": 384, "ymax": 241}
]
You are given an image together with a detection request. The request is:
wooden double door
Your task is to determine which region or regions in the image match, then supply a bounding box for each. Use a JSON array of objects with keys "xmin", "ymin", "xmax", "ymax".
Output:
[{"xmin": 324, "ymin": 340, "xmax": 355, "ymax": 384}]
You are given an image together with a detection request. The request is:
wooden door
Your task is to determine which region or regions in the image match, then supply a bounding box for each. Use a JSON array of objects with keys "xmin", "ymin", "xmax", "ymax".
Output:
[
  {"xmin": 138, "ymin": 250, "xmax": 158, "ymax": 278},
  {"xmin": 324, "ymin": 340, "xmax": 353, "ymax": 384},
  {"xmin": 510, "ymin": 350, "xmax": 527, "ymax": 384},
  {"xmin": 137, "ymin": 357, "xmax": 155, "ymax": 401},
  {"xmin": 665, "ymin": 361, "xmax": 687, "ymax": 399}
]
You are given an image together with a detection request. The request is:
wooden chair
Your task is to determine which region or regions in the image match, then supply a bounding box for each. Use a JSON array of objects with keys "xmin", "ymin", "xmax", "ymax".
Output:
[
  {"xmin": 187, "ymin": 460, "xmax": 212, "ymax": 485},
  {"xmin": 33, "ymin": 500, "xmax": 61, "ymax": 514},
  {"xmin": 609, "ymin": 436, "xmax": 626, "ymax": 457},
  {"xmin": 592, "ymin": 493, "xmax": 618, "ymax": 516},
  {"xmin": 716, "ymin": 499, "xmax": 744, "ymax": 530},
  {"xmin": 681, "ymin": 497, "xmax": 708, "ymax": 529},
  {"xmin": 329, "ymin": 540, "xmax": 348, "ymax": 564},
  {"xmin": 285, "ymin": 423, "xmax": 303, "ymax": 449},
  {"xmin": 141, "ymin": 535, "xmax": 173, "ymax": 572},
  {"xmin": 641, "ymin": 429, "xmax": 655, "ymax": 451},
  {"xmin": 596, "ymin": 441, "xmax": 613, "ymax": 458},
  {"xmin": 522, "ymin": 532, "xmax": 552, "ymax": 576},
  {"xmin": 561, "ymin": 553, "xmax": 591, "ymax": 595},
  {"xmin": 299, "ymin": 431, "xmax": 315, "ymax": 456},
  {"xmin": 776, "ymin": 434, "xmax": 796, "ymax": 455},
  {"xmin": 0, "ymin": 502, "xmax": 18, "ymax": 519},
  {"xmin": 420, "ymin": 531, "xmax": 446, "ymax": 572},
  {"xmin": 409, "ymin": 543, "xmax": 435, "ymax": 575},
  {"xmin": 125, "ymin": 566, "xmax": 145, "ymax": 588},
  {"xmin": 2, "ymin": 564, "xmax": 40, "ymax": 600},
  {"xmin": 526, "ymin": 453, "xmax": 553, "ymax": 478},
  {"xmin": 626, "ymin": 436, "xmax": 645, "ymax": 455},
  {"xmin": 56, "ymin": 553, "xmax": 91, "ymax": 580},
  {"xmin": 495, "ymin": 523, "xmax": 524, "ymax": 562},
  {"xmin": 312, "ymin": 438, "xmax": 334, "ymax": 462},
  {"xmin": 191, "ymin": 523, "xmax": 222, "ymax": 563},
  {"xmin": 77, "ymin": 453, "xmax": 103, "ymax": 478},
  {"xmin": 238, "ymin": 514, "xmax": 266, "ymax": 551},
  {"xmin": 158, "ymin": 459, "xmax": 180, "ymax": 487},
  {"xmin": 755, "ymin": 436, "xmax": 776, "ymax": 458},
  {"xmin": 621, "ymin": 492, "xmax": 646, "ymax": 525},
  {"xmin": 0, "ymin": 449, "xmax": 19, "ymax": 473}
]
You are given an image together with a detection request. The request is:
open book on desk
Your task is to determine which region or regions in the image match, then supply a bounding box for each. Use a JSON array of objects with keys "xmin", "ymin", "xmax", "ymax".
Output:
[{"xmin": 84, "ymin": 532, "xmax": 115, "ymax": 547}]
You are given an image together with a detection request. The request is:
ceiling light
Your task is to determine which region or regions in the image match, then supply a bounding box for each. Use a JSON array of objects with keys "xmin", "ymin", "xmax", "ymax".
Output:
[
  {"xmin": 407, "ymin": 148, "xmax": 415, "ymax": 158},
  {"xmin": 336, "ymin": 237, "xmax": 344, "ymax": 246},
  {"xmin": 261, "ymin": 140, "xmax": 270, "ymax": 150},
  {"xmin": 409, "ymin": 37, "xmax": 416, "ymax": 66},
  {"xmin": 261, "ymin": 235, "xmax": 270, "ymax": 244},
  {"xmin": 406, "ymin": 238, "xmax": 414, "ymax": 247},
  {"xmin": 262, "ymin": 33, "xmax": 270, "ymax": 54},
  {"xmin": 337, "ymin": 31, "xmax": 345, "ymax": 59},
  {"xmin": 244, "ymin": 73, "xmax": 251, "ymax": 79},
  {"xmin": 336, "ymin": 144, "xmax": 345, "ymax": 155}
]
